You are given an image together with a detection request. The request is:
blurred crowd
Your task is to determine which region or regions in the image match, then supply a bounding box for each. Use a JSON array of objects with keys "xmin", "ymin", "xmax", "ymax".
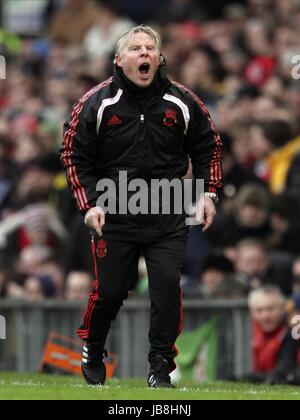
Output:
[{"xmin": 0, "ymin": 0, "xmax": 300, "ymax": 305}]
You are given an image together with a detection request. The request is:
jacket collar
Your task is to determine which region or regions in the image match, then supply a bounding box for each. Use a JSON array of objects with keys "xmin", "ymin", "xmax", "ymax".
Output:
[{"xmin": 113, "ymin": 65, "xmax": 172, "ymax": 98}]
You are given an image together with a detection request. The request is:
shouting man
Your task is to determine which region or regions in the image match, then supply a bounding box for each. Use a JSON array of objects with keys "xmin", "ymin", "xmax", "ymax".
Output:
[{"xmin": 60, "ymin": 25, "xmax": 222, "ymax": 388}]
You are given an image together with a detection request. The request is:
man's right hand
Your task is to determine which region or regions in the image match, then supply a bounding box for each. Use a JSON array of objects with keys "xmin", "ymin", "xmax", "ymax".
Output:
[{"xmin": 84, "ymin": 207, "xmax": 106, "ymax": 237}]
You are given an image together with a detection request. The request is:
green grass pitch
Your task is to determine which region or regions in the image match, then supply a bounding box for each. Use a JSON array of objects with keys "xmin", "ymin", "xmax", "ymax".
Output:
[{"xmin": 0, "ymin": 373, "xmax": 299, "ymax": 400}]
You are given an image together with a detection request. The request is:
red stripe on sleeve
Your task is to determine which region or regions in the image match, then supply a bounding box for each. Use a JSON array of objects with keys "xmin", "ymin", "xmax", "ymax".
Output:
[
  {"xmin": 172, "ymin": 81, "xmax": 222, "ymax": 192},
  {"xmin": 61, "ymin": 78, "xmax": 112, "ymax": 211}
]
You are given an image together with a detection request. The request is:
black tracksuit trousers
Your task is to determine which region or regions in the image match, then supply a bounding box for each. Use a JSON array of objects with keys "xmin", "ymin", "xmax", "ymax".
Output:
[{"xmin": 77, "ymin": 225, "xmax": 189, "ymax": 371}]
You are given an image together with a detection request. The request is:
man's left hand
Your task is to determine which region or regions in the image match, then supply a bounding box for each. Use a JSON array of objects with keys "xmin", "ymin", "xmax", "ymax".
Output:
[{"xmin": 195, "ymin": 196, "xmax": 217, "ymax": 232}]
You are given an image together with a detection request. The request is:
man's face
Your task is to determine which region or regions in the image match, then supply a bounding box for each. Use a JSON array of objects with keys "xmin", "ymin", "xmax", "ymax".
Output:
[
  {"xmin": 236, "ymin": 245, "xmax": 269, "ymax": 278},
  {"xmin": 25, "ymin": 277, "xmax": 44, "ymax": 302},
  {"xmin": 293, "ymin": 260, "xmax": 300, "ymax": 278},
  {"xmin": 66, "ymin": 273, "xmax": 91, "ymax": 301},
  {"xmin": 116, "ymin": 32, "xmax": 160, "ymax": 88},
  {"xmin": 239, "ymin": 204, "xmax": 266, "ymax": 228},
  {"xmin": 202, "ymin": 270, "xmax": 225, "ymax": 296},
  {"xmin": 251, "ymin": 293, "xmax": 285, "ymax": 333}
]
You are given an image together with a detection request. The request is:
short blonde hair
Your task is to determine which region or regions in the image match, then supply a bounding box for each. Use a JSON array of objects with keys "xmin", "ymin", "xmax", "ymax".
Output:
[{"xmin": 115, "ymin": 25, "xmax": 162, "ymax": 59}]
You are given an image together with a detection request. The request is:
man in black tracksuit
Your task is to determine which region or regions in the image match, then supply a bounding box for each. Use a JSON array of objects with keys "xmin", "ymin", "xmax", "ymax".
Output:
[{"xmin": 60, "ymin": 26, "xmax": 222, "ymax": 388}]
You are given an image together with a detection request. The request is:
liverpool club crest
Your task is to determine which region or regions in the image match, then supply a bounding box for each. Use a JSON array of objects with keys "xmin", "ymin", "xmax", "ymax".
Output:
[{"xmin": 96, "ymin": 239, "xmax": 108, "ymax": 258}]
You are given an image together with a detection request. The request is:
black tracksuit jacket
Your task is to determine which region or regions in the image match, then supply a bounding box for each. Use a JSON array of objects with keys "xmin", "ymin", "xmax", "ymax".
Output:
[{"xmin": 60, "ymin": 66, "xmax": 222, "ymax": 233}]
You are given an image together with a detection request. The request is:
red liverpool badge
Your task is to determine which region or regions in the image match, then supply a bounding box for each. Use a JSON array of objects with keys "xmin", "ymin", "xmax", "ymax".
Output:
[
  {"xmin": 163, "ymin": 109, "xmax": 177, "ymax": 128},
  {"xmin": 96, "ymin": 239, "xmax": 108, "ymax": 258}
]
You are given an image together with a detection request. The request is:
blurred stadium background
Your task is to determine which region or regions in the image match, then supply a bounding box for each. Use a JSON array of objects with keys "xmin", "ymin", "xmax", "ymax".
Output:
[{"xmin": 0, "ymin": 0, "xmax": 300, "ymax": 382}]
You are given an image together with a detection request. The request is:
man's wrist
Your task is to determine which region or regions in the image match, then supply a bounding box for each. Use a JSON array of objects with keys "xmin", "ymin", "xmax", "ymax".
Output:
[{"xmin": 202, "ymin": 192, "xmax": 219, "ymax": 204}]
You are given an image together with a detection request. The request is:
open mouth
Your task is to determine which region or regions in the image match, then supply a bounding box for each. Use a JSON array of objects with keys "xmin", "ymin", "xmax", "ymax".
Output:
[{"xmin": 139, "ymin": 63, "xmax": 150, "ymax": 75}]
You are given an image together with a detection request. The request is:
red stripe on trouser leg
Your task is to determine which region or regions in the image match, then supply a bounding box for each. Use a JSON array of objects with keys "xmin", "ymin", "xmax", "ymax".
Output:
[
  {"xmin": 85, "ymin": 239, "xmax": 99, "ymax": 331},
  {"xmin": 77, "ymin": 238, "xmax": 100, "ymax": 341},
  {"xmin": 84, "ymin": 239, "xmax": 100, "ymax": 331},
  {"xmin": 77, "ymin": 330, "xmax": 89, "ymax": 340}
]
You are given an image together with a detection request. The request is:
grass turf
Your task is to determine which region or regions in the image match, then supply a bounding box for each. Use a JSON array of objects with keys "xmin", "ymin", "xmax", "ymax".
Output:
[{"xmin": 0, "ymin": 373, "xmax": 299, "ymax": 400}]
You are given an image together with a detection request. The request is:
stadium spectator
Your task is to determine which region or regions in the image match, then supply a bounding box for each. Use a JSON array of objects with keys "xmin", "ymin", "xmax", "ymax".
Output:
[
  {"xmin": 292, "ymin": 257, "xmax": 300, "ymax": 294},
  {"xmin": 65, "ymin": 271, "xmax": 92, "ymax": 301},
  {"xmin": 183, "ymin": 254, "xmax": 247, "ymax": 298},
  {"xmin": 17, "ymin": 245, "xmax": 54, "ymax": 276},
  {"xmin": 38, "ymin": 259, "xmax": 66, "ymax": 299},
  {"xmin": 243, "ymin": 19, "xmax": 276, "ymax": 88},
  {"xmin": 0, "ymin": 204, "xmax": 67, "ymax": 266},
  {"xmin": 239, "ymin": 286, "xmax": 300, "ymax": 385},
  {"xmin": 235, "ymin": 239, "xmax": 292, "ymax": 295},
  {"xmin": 263, "ymin": 123, "xmax": 300, "ymax": 195},
  {"xmin": 210, "ymin": 185, "xmax": 271, "ymax": 250},
  {"xmin": 286, "ymin": 151, "xmax": 300, "ymax": 209},
  {"xmin": 48, "ymin": 0, "xmax": 99, "ymax": 46},
  {"xmin": 2, "ymin": 0, "xmax": 51, "ymax": 36},
  {"xmin": 269, "ymin": 194, "xmax": 300, "ymax": 256},
  {"xmin": 24, "ymin": 275, "xmax": 56, "ymax": 302},
  {"xmin": 83, "ymin": 2, "xmax": 133, "ymax": 59},
  {"xmin": 249, "ymin": 120, "xmax": 295, "ymax": 183},
  {"xmin": 220, "ymin": 132, "xmax": 264, "ymax": 201},
  {"xmin": 5, "ymin": 280, "xmax": 26, "ymax": 300}
]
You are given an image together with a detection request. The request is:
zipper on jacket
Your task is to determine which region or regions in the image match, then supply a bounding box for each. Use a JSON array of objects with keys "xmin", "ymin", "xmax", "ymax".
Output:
[{"xmin": 139, "ymin": 114, "xmax": 145, "ymax": 142}]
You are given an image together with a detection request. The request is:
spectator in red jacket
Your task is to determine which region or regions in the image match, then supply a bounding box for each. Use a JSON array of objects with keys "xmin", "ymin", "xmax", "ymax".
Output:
[{"xmin": 240, "ymin": 286, "xmax": 300, "ymax": 385}]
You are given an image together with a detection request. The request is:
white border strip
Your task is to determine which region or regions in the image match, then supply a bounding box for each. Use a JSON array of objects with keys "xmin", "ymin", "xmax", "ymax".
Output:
[
  {"xmin": 163, "ymin": 94, "xmax": 190, "ymax": 135},
  {"xmin": 97, "ymin": 89, "xmax": 123, "ymax": 133}
]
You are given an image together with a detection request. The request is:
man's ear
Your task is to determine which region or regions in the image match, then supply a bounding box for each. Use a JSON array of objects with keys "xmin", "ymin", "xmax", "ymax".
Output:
[
  {"xmin": 115, "ymin": 55, "xmax": 122, "ymax": 67},
  {"xmin": 159, "ymin": 54, "xmax": 166, "ymax": 67}
]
